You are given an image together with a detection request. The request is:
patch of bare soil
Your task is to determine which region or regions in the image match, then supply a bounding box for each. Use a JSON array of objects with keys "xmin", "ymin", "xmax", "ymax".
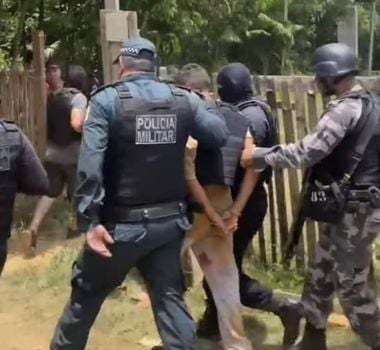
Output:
[{"xmin": 0, "ymin": 196, "xmax": 368, "ymax": 350}]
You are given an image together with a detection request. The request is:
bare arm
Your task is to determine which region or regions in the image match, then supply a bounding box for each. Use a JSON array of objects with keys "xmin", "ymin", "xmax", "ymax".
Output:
[
  {"xmin": 232, "ymin": 136, "xmax": 258, "ymax": 214},
  {"xmin": 70, "ymin": 93, "xmax": 88, "ymax": 133},
  {"xmin": 184, "ymin": 138, "xmax": 228, "ymax": 234}
]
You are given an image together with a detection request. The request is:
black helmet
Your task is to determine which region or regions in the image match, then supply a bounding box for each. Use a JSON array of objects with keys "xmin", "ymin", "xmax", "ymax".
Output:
[
  {"xmin": 313, "ymin": 43, "xmax": 358, "ymax": 78},
  {"xmin": 217, "ymin": 63, "xmax": 253, "ymax": 103}
]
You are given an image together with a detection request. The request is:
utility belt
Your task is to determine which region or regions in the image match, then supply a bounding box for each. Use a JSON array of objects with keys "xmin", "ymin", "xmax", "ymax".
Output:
[
  {"xmin": 104, "ymin": 201, "xmax": 187, "ymax": 223},
  {"xmin": 304, "ymin": 179, "xmax": 380, "ymax": 223}
]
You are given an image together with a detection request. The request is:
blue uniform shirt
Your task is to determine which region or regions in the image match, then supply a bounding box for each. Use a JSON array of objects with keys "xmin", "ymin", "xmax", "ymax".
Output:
[{"xmin": 76, "ymin": 73, "xmax": 228, "ymax": 232}]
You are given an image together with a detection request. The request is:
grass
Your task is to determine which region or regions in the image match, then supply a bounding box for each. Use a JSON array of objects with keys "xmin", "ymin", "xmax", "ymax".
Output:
[{"xmin": 1, "ymin": 246, "xmax": 367, "ymax": 350}]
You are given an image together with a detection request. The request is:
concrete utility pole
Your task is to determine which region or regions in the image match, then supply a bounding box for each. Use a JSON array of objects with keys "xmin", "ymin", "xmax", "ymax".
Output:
[
  {"xmin": 104, "ymin": 0, "xmax": 119, "ymax": 10},
  {"xmin": 337, "ymin": 6, "xmax": 359, "ymax": 56},
  {"xmin": 368, "ymin": 0, "xmax": 377, "ymax": 74}
]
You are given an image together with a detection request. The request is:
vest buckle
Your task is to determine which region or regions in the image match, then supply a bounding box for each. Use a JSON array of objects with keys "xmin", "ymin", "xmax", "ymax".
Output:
[{"xmin": 142, "ymin": 209, "xmax": 149, "ymax": 220}]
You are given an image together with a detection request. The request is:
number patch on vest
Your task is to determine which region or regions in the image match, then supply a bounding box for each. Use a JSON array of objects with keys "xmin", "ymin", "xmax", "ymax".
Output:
[
  {"xmin": 310, "ymin": 190, "xmax": 327, "ymax": 203},
  {"xmin": 135, "ymin": 114, "xmax": 177, "ymax": 145},
  {"xmin": 0, "ymin": 147, "xmax": 10, "ymax": 171}
]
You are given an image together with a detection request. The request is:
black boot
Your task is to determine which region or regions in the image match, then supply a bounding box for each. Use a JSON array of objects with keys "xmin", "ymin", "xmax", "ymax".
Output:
[
  {"xmin": 276, "ymin": 299, "xmax": 303, "ymax": 348},
  {"xmin": 196, "ymin": 302, "xmax": 220, "ymax": 340},
  {"xmin": 297, "ymin": 323, "xmax": 327, "ymax": 350},
  {"xmin": 257, "ymin": 297, "xmax": 303, "ymax": 348}
]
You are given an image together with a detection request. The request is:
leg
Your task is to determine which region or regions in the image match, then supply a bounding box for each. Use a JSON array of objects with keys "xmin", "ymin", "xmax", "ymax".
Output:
[
  {"xmin": 192, "ymin": 232, "xmax": 252, "ymax": 350},
  {"xmin": 301, "ymin": 228, "xmax": 336, "ymax": 330},
  {"xmin": 332, "ymin": 208, "xmax": 380, "ymax": 349},
  {"xmin": 297, "ymin": 228, "xmax": 336, "ymax": 350},
  {"xmin": 20, "ymin": 162, "xmax": 63, "ymax": 256},
  {"xmin": 233, "ymin": 191, "xmax": 274, "ymax": 309},
  {"xmin": 138, "ymin": 219, "xmax": 196, "ymax": 350},
  {"xmin": 51, "ymin": 222, "xmax": 148, "ymax": 350},
  {"xmin": 233, "ymin": 187, "xmax": 267, "ymax": 272},
  {"xmin": 31, "ymin": 162, "xmax": 64, "ymax": 232},
  {"xmin": 64, "ymin": 164, "xmax": 80, "ymax": 238},
  {"xmin": 0, "ymin": 239, "xmax": 7, "ymax": 276}
]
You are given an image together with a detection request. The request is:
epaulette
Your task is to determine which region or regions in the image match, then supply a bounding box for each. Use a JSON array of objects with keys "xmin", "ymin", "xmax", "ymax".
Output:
[
  {"xmin": 0, "ymin": 119, "xmax": 19, "ymax": 132},
  {"xmin": 216, "ymin": 100, "xmax": 239, "ymax": 111},
  {"xmin": 89, "ymin": 80, "xmax": 124, "ymax": 98},
  {"xmin": 172, "ymin": 84, "xmax": 205, "ymax": 99}
]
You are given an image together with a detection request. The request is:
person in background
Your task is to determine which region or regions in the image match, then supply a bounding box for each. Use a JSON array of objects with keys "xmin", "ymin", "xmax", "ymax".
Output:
[{"xmin": 20, "ymin": 63, "xmax": 88, "ymax": 256}]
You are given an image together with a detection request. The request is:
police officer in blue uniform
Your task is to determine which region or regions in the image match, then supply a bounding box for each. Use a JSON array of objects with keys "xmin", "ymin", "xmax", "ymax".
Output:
[
  {"xmin": 0, "ymin": 119, "xmax": 49, "ymax": 275},
  {"xmin": 50, "ymin": 37, "xmax": 228, "ymax": 350}
]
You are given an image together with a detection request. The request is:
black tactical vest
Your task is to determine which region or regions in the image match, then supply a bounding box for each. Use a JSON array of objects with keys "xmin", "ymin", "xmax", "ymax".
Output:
[
  {"xmin": 47, "ymin": 88, "xmax": 82, "ymax": 146},
  {"xmin": 235, "ymin": 98, "xmax": 277, "ymax": 184},
  {"xmin": 195, "ymin": 101, "xmax": 249, "ymax": 187},
  {"xmin": 103, "ymin": 82, "xmax": 195, "ymax": 207},
  {"xmin": 0, "ymin": 121, "xmax": 21, "ymax": 241},
  {"xmin": 311, "ymin": 90, "xmax": 380, "ymax": 188}
]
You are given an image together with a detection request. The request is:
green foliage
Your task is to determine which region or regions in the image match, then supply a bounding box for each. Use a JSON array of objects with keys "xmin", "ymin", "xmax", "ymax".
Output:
[{"xmin": 0, "ymin": 0, "xmax": 378, "ymax": 74}]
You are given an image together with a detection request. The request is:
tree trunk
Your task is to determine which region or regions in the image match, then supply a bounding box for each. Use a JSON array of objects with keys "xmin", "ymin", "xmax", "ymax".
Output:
[
  {"xmin": 38, "ymin": 0, "xmax": 44, "ymax": 29},
  {"xmin": 11, "ymin": 0, "xmax": 28, "ymax": 64}
]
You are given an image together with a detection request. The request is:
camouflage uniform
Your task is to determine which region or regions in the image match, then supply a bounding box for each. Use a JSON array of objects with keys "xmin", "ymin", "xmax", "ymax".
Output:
[
  {"xmin": 302, "ymin": 205, "xmax": 380, "ymax": 347},
  {"xmin": 252, "ymin": 84, "xmax": 380, "ymax": 348}
]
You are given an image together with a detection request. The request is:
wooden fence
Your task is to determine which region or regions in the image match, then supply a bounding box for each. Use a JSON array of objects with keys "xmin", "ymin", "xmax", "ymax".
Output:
[
  {"xmin": 246, "ymin": 75, "xmax": 380, "ymax": 271},
  {"xmin": 1, "ymin": 31, "xmax": 46, "ymax": 157}
]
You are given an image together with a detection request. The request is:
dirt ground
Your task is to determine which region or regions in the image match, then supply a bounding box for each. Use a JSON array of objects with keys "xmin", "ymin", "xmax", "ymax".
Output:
[{"xmin": 0, "ymin": 197, "xmax": 369, "ymax": 350}]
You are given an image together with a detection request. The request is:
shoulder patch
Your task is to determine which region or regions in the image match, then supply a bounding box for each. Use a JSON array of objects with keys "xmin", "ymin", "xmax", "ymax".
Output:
[
  {"xmin": 172, "ymin": 84, "xmax": 191, "ymax": 93},
  {"xmin": 90, "ymin": 80, "xmax": 124, "ymax": 98},
  {"xmin": 170, "ymin": 84, "xmax": 205, "ymax": 99},
  {"xmin": 0, "ymin": 119, "xmax": 19, "ymax": 132}
]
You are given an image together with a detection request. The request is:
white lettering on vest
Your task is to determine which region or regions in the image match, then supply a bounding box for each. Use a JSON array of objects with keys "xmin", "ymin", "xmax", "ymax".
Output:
[{"xmin": 135, "ymin": 115, "xmax": 177, "ymax": 145}]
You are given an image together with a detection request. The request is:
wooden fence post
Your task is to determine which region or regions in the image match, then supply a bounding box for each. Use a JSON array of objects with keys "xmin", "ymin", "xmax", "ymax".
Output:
[
  {"xmin": 280, "ymin": 81, "xmax": 305, "ymax": 270},
  {"xmin": 266, "ymin": 80, "xmax": 288, "ymax": 261},
  {"xmin": 32, "ymin": 30, "xmax": 46, "ymax": 158}
]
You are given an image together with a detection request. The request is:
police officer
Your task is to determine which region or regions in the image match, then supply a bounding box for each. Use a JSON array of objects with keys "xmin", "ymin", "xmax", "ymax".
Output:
[
  {"xmin": 50, "ymin": 37, "xmax": 228, "ymax": 350},
  {"xmin": 20, "ymin": 64, "xmax": 88, "ymax": 256},
  {"xmin": 0, "ymin": 118, "xmax": 49, "ymax": 275},
  {"xmin": 241, "ymin": 43, "xmax": 380, "ymax": 350},
  {"xmin": 197, "ymin": 63, "xmax": 302, "ymax": 348}
]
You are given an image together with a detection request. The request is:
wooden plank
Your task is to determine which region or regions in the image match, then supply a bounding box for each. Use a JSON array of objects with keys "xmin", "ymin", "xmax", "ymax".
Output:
[
  {"xmin": 307, "ymin": 80, "xmax": 324, "ymax": 237},
  {"xmin": 265, "ymin": 87, "xmax": 278, "ymax": 265},
  {"xmin": 280, "ymin": 81, "xmax": 305, "ymax": 270},
  {"xmin": 266, "ymin": 79, "xmax": 288, "ymax": 258},
  {"xmin": 295, "ymin": 78, "xmax": 318, "ymax": 263},
  {"xmin": 32, "ymin": 30, "xmax": 46, "ymax": 158},
  {"xmin": 258, "ymin": 227, "xmax": 267, "ymax": 269},
  {"xmin": 27, "ymin": 74, "xmax": 36, "ymax": 147}
]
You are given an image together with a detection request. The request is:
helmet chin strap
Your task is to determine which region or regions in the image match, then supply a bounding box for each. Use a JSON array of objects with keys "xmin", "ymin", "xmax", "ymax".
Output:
[{"xmin": 318, "ymin": 77, "xmax": 336, "ymax": 97}]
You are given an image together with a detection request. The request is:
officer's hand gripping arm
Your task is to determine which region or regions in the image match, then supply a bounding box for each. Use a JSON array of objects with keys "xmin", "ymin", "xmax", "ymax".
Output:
[{"xmin": 256, "ymin": 100, "xmax": 361, "ymax": 170}]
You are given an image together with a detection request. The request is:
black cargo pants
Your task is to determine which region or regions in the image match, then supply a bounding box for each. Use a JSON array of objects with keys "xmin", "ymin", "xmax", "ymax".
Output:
[
  {"xmin": 0, "ymin": 239, "xmax": 7, "ymax": 276},
  {"xmin": 50, "ymin": 214, "xmax": 196, "ymax": 350}
]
